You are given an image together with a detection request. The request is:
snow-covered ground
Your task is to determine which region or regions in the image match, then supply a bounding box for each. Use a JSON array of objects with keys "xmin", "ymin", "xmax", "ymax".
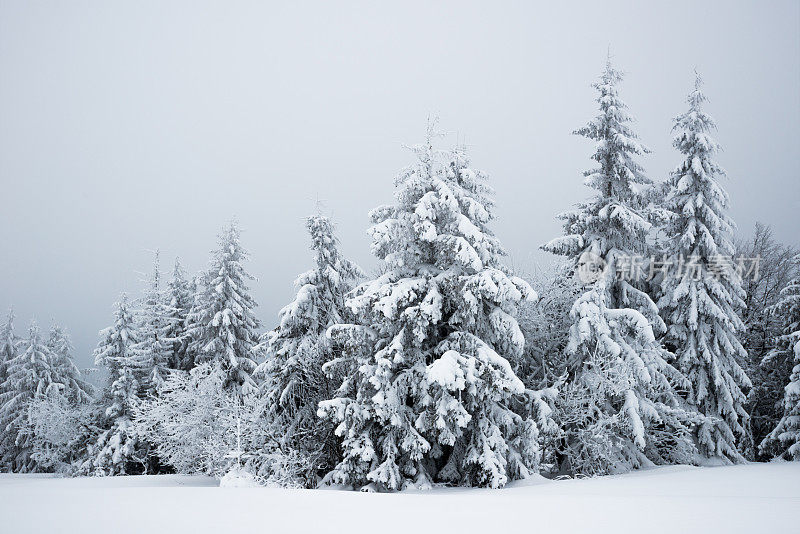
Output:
[{"xmin": 1, "ymin": 463, "xmax": 798, "ymax": 534}]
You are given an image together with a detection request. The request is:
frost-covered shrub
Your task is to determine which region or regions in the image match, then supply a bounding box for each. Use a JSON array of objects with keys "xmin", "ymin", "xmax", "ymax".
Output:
[
  {"xmin": 133, "ymin": 363, "xmax": 312, "ymax": 486},
  {"xmin": 517, "ymin": 264, "xmax": 582, "ymax": 387},
  {"xmin": 26, "ymin": 394, "xmax": 97, "ymax": 474},
  {"xmin": 551, "ymin": 378, "xmax": 626, "ymax": 477},
  {"xmin": 134, "ymin": 363, "xmax": 253, "ymax": 476},
  {"xmin": 552, "ymin": 353, "xmax": 699, "ymax": 476}
]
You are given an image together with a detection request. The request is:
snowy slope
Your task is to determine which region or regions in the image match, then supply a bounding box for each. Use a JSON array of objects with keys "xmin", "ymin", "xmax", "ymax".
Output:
[{"xmin": 1, "ymin": 463, "xmax": 798, "ymax": 534}]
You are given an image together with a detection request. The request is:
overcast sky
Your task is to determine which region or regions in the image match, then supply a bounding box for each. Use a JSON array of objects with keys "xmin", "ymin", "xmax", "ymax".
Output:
[{"xmin": 1, "ymin": 0, "xmax": 798, "ymax": 371}]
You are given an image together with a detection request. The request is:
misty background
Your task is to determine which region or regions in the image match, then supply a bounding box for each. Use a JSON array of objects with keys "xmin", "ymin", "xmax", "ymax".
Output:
[{"xmin": 1, "ymin": 1, "xmax": 798, "ymax": 373}]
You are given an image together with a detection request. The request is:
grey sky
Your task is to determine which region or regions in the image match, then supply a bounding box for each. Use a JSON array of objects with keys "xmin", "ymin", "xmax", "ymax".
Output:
[{"xmin": 1, "ymin": 1, "xmax": 798, "ymax": 372}]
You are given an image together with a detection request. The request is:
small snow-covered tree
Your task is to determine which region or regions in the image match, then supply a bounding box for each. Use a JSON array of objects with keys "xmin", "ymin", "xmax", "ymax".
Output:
[
  {"xmin": 256, "ymin": 214, "xmax": 362, "ymax": 484},
  {"xmin": 0, "ymin": 308, "xmax": 17, "ymax": 389},
  {"xmin": 186, "ymin": 222, "xmax": 261, "ymax": 393},
  {"xmin": 182, "ymin": 274, "xmax": 202, "ymax": 370},
  {"xmin": 133, "ymin": 363, "xmax": 254, "ymax": 476},
  {"xmin": 164, "ymin": 258, "xmax": 194, "ymax": 371},
  {"xmin": 26, "ymin": 393, "xmax": 97, "ymax": 473},
  {"xmin": 93, "ymin": 294, "xmax": 140, "ymax": 377},
  {"xmin": 760, "ymin": 255, "xmax": 800, "ymax": 459},
  {"xmin": 517, "ymin": 263, "xmax": 582, "ymax": 387},
  {"xmin": 658, "ymin": 73, "xmax": 751, "ymax": 462},
  {"xmin": 19, "ymin": 324, "xmax": 96, "ymax": 473},
  {"xmin": 541, "ymin": 59, "xmax": 700, "ymax": 474},
  {"xmin": 320, "ymin": 127, "xmax": 553, "ymax": 490},
  {"xmin": 46, "ymin": 324, "xmax": 93, "ymax": 404},
  {"xmin": 132, "ymin": 251, "xmax": 177, "ymax": 393},
  {"xmin": 133, "ymin": 363, "xmax": 312, "ymax": 485},
  {"xmin": 0, "ymin": 308, "xmax": 21, "ymax": 469},
  {"xmin": 88, "ymin": 295, "xmax": 147, "ymax": 475},
  {"xmin": 0, "ymin": 321, "xmax": 61, "ymax": 472}
]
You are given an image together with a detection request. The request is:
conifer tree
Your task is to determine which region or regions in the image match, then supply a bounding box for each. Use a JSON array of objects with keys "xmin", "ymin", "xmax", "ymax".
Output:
[
  {"xmin": 760, "ymin": 255, "xmax": 800, "ymax": 459},
  {"xmin": 182, "ymin": 274, "xmax": 202, "ymax": 371},
  {"xmin": 186, "ymin": 222, "xmax": 261, "ymax": 393},
  {"xmin": 0, "ymin": 308, "xmax": 19, "ymax": 469},
  {"xmin": 0, "ymin": 321, "xmax": 60, "ymax": 472},
  {"xmin": 320, "ymin": 126, "xmax": 553, "ymax": 490},
  {"xmin": 542, "ymin": 59, "xmax": 699, "ymax": 473},
  {"xmin": 132, "ymin": 251, "xmax": 176, "ymax": 393},
  {"xmin": 658, "ymin": 73, "xmax": 751, "ymax": 461},
  {"xmin": 0, "ymin": 308, "xmax": 17, "ymax": 389},
  {"xmin": 46, "ymin": 324, "xmax": 93, "ymax": 404},
  {"xmin": 256, "ymin": 214, "xmax": 362, "ymax": 483},
  {"xmin": 164, "ymin": 258, "xmax": 193, "ymax": 371},
  {"xmin": 90, "ymin": 295, "xmax": 146, "ymax": 475}
]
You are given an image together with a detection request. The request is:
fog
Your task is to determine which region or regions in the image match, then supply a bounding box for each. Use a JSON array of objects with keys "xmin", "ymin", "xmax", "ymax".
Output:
[{"xmin": 1, "ymin": 0, "xmax": 798, "ymax": 371}]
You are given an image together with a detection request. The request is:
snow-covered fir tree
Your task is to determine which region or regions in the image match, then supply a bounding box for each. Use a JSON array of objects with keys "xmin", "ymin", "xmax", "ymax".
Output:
[
  {"xmin": 89, "ymin": 295, "xmax": 147, "ymax": 475},
  {"xmin": 132, "ymin": 251, "xmax": 177, "ymax": 393},
  {"xmin": 186, "ymin": 222, "xmax": 261, "ymax": 394},
  {"xmin": 256, "ymin": 214, "xmax": 362, "ymax": 484},
  {"xmin": 0, "ymin": 308, "xmax": 20, "ymax": 469},
  {"xmin": 0, "ymin": 321, "xmax": 60, "ymax": 472},
  {"xmin": 164, "ymin": 258, "xmax": 194, "ymax": 371},
  {"xmin": 760, "ymin": 255, "xmax": 800, "ymax": 459},
  {"xmin": 18, "ymin": 323, "xmax": 94, "ymax": 474},
  {"xmin": 319, "ymin": 125, "xmax": 555, "ymax": 490},
  {"xmin": 658, "ymin": 73, "xmax": 751, "ymax": 462},
  {"xmin": 46, "ymin": 324, "xmax": 93, "ymax": 404},
  {"xmin": 0, "ymin": 308, "xmax": 17, "ymax": 390},
  {"xmin": 542, "ymin": 59, "xmax": 700, "ymax": 474},
  {"xmin": 182, "ymin": 274, "xmax": 202, "ymax": 371}
]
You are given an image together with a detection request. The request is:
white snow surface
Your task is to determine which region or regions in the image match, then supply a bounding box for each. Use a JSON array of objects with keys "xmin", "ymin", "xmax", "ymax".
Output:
[{"xmin": 1, "ymin": 463, "xmax": 798, "ymax": 533}]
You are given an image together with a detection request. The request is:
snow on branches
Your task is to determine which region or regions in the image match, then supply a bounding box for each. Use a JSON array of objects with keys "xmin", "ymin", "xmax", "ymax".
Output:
[{"xmin": 319, "ymin": 123, "xmax": 548, "ymax": 490}]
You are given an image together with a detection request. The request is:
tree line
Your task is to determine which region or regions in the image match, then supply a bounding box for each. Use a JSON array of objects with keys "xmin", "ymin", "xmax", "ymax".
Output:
[{"xmin": 1, "ymin": 60, "xmax": 798, "ymax": 489}]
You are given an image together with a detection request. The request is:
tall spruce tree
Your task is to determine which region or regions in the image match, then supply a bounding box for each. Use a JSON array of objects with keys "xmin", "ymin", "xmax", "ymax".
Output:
[
  {"xmin": 658, "ymin": 73, "xmax": 751, "ymax": 462},
  {"xmin": 760, "ymin": 255, "xmax": 800, "ymax": 459},
  {"xmin": 186, "ymin": 222, "xmax": 261, "ymax": 393},
  {"xmin": 256, "ymin": 214, "xmax": 362, "ymax": 483},
  {"xmin": 542, "ymin": 59, "xmax": 699, "ymax": 473},
  {"xmin": 320, "ymin": 126, "xmax": 554, "ymax": 490},
  {"xmin": 0, "ymin": 321, "xmax": 60, "ymax": 472},
  {"xmin": 90, "ymin": 295, "xmax": 146, "ymax": 475}
]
